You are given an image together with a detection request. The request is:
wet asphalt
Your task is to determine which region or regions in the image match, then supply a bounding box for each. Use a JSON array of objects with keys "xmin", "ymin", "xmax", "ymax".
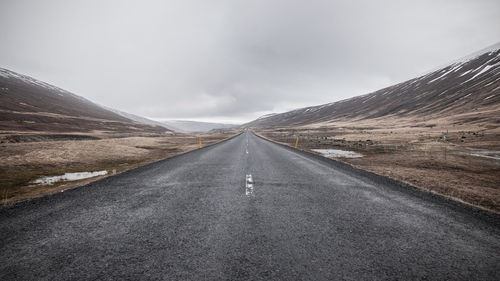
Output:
[{"xmin": 1, "ymin": 132, "xmax": 499, "ymax": 280}]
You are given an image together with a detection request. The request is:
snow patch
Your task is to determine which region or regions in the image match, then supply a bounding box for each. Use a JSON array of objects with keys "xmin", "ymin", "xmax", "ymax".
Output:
[
  {"xmin": 456, "ymin": 150, "xmax": 500, "ymax": 161},
  {"xmin": 427, "ymin": 63, "xmax": 464, "ymax": 84},
  {"xmin": 33, "ymin": 170, "xmax": 108, "ymax": 185},
  {"xmin": 464, "ymin": 63, "xmax": 499, "ymax": 83}
]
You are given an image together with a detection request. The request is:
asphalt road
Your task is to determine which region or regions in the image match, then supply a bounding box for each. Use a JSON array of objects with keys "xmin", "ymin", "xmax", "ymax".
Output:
[{"xmin": 1, "ymin": 132, "xmax": 499, "ymax": 280}]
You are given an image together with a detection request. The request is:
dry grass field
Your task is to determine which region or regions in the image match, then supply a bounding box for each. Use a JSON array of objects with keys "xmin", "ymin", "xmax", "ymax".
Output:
[
  {"xmin": 256, "ymin": 117, "xmax": 500, "ymax": 213},
  {"xmin": 0, "ymin": 131, "xmax": 239, "ymax": 205}
]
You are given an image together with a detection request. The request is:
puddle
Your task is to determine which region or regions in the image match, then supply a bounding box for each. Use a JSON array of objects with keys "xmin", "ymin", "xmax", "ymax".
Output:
[
  {"xmin": 33, "ymin": 170, "xmax": 108, "ymax": 185},
  {"xmin": 312, "ymin": 149, "xmax": 363, "ymax": 158},
  {"xmin": 457, "ymin": 149, "xmax": 500, "ymax": 161}
]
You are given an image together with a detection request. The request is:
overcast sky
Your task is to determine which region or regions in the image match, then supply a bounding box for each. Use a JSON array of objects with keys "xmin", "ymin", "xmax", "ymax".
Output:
[{"xmin": 1, "ymin": 0, "xmax": 499, "ymax": 123}]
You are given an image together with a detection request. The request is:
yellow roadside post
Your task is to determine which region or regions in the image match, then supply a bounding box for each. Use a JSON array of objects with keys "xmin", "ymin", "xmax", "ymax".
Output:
[
  {"xmin": 294, "ymin": 136, "xmax": 299, "ymax": 149},
  {"xmin": 198, "ymin": 137, "xmax": 203, "ymax": 148}
]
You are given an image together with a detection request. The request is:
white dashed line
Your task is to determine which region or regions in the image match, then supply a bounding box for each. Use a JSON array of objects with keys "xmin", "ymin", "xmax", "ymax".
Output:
[{"xmin": 245, "ymin": 174, "xmax": 254, "ymax": 196}]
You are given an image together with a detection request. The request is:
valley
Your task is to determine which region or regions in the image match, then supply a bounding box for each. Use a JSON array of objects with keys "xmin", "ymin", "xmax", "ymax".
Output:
[{"xmin": 0, "ymin": 67, "xmax": 239, "ymax": 205}]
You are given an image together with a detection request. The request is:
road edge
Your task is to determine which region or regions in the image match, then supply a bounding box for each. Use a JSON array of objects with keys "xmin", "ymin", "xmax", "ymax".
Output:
[
  {"xmin": 1, "ymin": 131, "xmax": 244, "ymax": 209},
  {"xmin": 253, "ymin": 131, "xmax": 500, "ymax": 225}
]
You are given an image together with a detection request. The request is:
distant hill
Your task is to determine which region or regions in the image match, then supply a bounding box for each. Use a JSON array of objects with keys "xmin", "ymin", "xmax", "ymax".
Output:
[
  {"xmin": 244, "ymin": 43, "xmax": 500, "ymax": 128},
  {"xmin": 162, "ymin": 120, "xmax": 237, "ymax": 132},
  {"xmin": 104, "ymin": 107, "xmax": 178, "ymax": 132},
  {"xmin": 0, "ymin": 68, "xmax": 169, "ymax": 134},
  {"xmin": 106, "ymin": 111, "xmax": 238, "ymax": 133}
]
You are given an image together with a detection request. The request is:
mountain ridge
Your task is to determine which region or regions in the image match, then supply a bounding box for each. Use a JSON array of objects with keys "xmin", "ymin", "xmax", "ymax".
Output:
[
  {"xmin": 0, "ymin": 67, "xmax": 169, "ymax": 134},
  {"xmin": 244, "ymin": 45, "xmax": 500, "ymax": 128}
]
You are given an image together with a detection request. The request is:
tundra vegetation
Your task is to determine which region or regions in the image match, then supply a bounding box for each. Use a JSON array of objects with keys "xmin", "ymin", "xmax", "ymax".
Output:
[
  {"xmin": 0, "ymin": 131, "xmax": 238, "ymax": 205},
  {"xmin": 256, "ymin": 119, "xmax": 500, "ymax": 213}
]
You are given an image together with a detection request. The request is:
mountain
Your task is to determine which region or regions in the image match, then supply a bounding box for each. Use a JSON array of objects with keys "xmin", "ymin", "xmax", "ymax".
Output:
[
  {"xmin": 104, "ymin": 107, "xmax": 179, "ymax": 132},
  {"xmin": 162, "ymin": 120, "xmax": 237, "ymax": 132},
  {"xmin": 0, "ymin": 68, "xmax": 169, "ymax": 134},
  {"xmin": 244, "ymin": 44, "xmax": 500, "ymax": 128}
]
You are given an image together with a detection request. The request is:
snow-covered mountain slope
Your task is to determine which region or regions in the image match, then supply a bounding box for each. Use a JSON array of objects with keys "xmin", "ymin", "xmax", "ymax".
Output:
[
  {"xmin": 244, "ymin": 45, "xmax": 500, "ymax": 128},
  {"xmin": 102, "ymin": 108, "xmax": 236, "ymax": 133},
  {"xmin": 0, "ymin": 68, "xmax": 168, "ymax": 133}
]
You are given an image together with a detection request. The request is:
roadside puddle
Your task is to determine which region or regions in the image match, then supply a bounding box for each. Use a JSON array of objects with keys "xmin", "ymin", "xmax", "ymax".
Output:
[
  {"xmin": 312, "ymin": 149, "xmax": 363, "ymax": 158},
  {"xmin": 32, "ymin": 170, "xmax": 108, "ymax": 185},
  {"xmin": 456, "ymin": 149, "xmax": 500, "ymax": 161}
]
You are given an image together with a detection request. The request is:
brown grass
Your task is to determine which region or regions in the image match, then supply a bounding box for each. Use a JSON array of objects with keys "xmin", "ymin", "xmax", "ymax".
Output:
[
  {"xmin": 256, "ymin": 122, "xmax": 500, "ymax": 213},
  {"xmin": 0, "ymin": 131, "xmax": 239, "ymax": 205}
]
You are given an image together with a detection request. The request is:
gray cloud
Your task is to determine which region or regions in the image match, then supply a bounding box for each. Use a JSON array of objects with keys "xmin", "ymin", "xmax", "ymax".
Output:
[{"xmin": 1, "ymin": 0, "xmax": 499, "ymax": 123}]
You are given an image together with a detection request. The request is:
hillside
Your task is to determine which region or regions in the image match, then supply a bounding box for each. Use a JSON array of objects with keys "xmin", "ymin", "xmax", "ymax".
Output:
[
  {"xmin": 0, "ymin": 68, "xmax": 168, "ymax": 134},
  {"xmin": 250, "ymin": 44, "xmax": 500, "ymax": 213},
  {"xmin": 244, "ymin": 45, "xmax": 500, "ymax": 128}
]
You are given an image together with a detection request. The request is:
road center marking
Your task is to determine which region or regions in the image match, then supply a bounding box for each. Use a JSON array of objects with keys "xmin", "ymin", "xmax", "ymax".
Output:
[{"xmin": 245, "ymin": 174, "xmax": 254, "ymax": 196}]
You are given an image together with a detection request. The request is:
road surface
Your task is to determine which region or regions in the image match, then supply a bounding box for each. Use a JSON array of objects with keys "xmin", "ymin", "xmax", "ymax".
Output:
[{"xmin": 1, "ymin": 132, "xmax": 499, "ymax": 280}]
